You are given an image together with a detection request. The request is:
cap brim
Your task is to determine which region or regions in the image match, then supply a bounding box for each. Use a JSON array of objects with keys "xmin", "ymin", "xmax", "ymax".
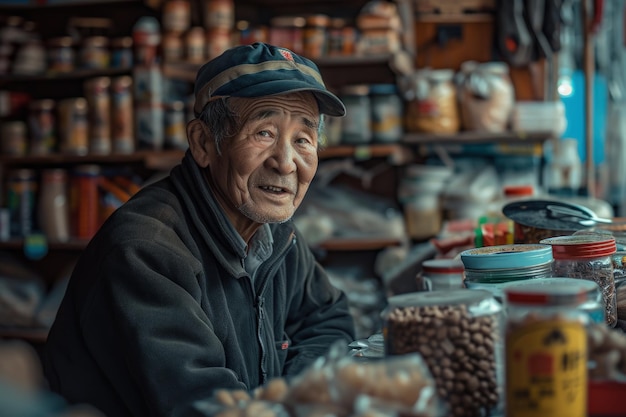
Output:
[{"xmin": 197, "ymin": 79, "xmax": 346, "ymax": 117}]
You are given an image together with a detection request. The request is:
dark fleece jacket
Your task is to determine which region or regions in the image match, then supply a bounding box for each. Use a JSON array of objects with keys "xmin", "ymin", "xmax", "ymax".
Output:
[{"xmin": 43, "ymin": 151, "xmax": 355, "ymax": 417}]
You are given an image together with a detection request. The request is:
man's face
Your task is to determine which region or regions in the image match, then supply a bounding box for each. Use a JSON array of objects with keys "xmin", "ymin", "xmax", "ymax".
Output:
[{"xmin": 207, "ymin": 92, "xmax": 320, "ymax": 233}]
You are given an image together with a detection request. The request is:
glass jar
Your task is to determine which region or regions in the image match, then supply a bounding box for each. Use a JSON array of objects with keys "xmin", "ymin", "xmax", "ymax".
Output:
[
  {"xmin": 369, "ymin": 83, "xmax": 403, "ymax": 143},
  {"xmin": 339, "ymin": 84, "xmax": 371, "ymax": 145},
  {"xmin": 503, "ymin": 279, "xmax": 588, "ymax": 417},
  {"xmin": 162, "ymin": 0, "xmax": 191, "ymax": 34},
  {"xmin": 47, "ymin": 36, "xmax": 75, "ymax": 73},
  {"xmin": 28, "ymin": 99, "xmax": 56, "ymax": 155},
  {"xmin": 504, "ymin": 277, "xmax": 605, "ymax": 325},
  {"xmin": 80, "ymin": 36, "xmax": 110, "ymax": 69},
  {"xmin": 405, "ymin": 69, "xmax": 460, "ymax": 134},
  {"xmin": 460, "ymin": 244, "xmax": 554, "ymax": 302},
  {"xmin": 540, "ymin": 234, "xmax": 617, "ymax": 327},
  {"xmin": 110, "ymin": 36, "xmax": 133, "ymax": 69},
  {"xmin": 303, "ymin": 14, "xmax": 329, "ymax": 58},
  {"xmin": 416, "ymin": 258, "xmax": 465, "ymax": 291},
  {"xmin": 383, "ymin": 290, "xmax": 503, "ymax": 417}
]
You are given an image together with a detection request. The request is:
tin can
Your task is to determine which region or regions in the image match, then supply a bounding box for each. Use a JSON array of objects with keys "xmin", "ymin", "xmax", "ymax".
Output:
[
  {"xmin": 303, "ymin": 14, "xmax": 329, "ymax": 58},
  {"xmin": 164, "ymin": 100, "xmax": 187, "ymax": 150},
  {"xmin": 133, "ymin": 65, "xmax": 163, "ymax": 105},
  {"xmin": 0, "ymin": 120, "xmax": 27, "ymax": 156},
  {"xmin": 416, "ymin": 258, "xmax": 465, "ymax": 291},
  {"xmin": 111, "ymin": 76, "xmax": 135, "ymax": 154},
  {"xmin": 110, "ymin": 36, "xmax": 133, "ymax": 68},
  {"xmin": 58, "ymin": 97, "xmax": 89, "ymax": 155},
  {"xmin": 28, "ymin": 99, "xmax": 56, "ymax": 155},
  {"xmin": 269, "ymin": 15, "xmax": 305, "ymax": 55},
  {"xmin": 205, "ymin": 27, "xmax": 231, "ymax": 60},
  {"xmin": 80, "ymin": 36, "xmax": 110, "ymax": 69},
  {"xmin": 47, "ymin": 36, "xmax": 75, "ymax": 73},
  {"xmin": 203, "ymin": 0, "xmax": 234, "ymax": 30},
  {"xmin": 460, "ymin": 243, "xmax": 554, "ymax": 302},
  {"xmin": 84, "ymin": 77, "xmax": 112, "ymax": 154},
  {"xmin": 135, "ymin": 105, "xmax": 164, "ymax": 150},
  {"xmin": 504, "ymin": 279, "xmax": 588, "ymax": 417},
  {"xmin": 370, "ymin": 83, "xmax": 403, "ymax": 143},
  {"xmin": 38, "ymin": 169, "xmax": 69, "ymax": 242},
  {"xmin": 186, "ymin": 27, "xmax": 205, "ymax": 63},
  {"xmin": 132, "ymin": 16, "xmax": 161, "ymax": 66},
  {"xmin": 7, "ymin": 169, "xmax": 37, "ymax": 238},
  {"xmin": 162, "ymin": 0, "xmax": 191, "ymax": 34},
  {"xmin": 162, "ymin": 31, "xmax": 184, "ymax": 63},
  {"xmin": 339, "ymin": 84, "xmax": 371, "ymax": 145},
  {"xmin": 70, "ymin": 165, "xmax": 101, "ymax": 240}
]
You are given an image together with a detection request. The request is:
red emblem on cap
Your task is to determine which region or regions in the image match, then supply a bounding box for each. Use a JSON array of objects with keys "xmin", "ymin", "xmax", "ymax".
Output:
[{"xmin": 278, "ymin": 49, "xmax": 294, "ymax": 61}]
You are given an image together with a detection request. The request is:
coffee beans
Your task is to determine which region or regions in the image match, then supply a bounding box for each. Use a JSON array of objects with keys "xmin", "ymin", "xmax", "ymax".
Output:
[{"xmin": 385, "ymin": 302, "xmax": 501, "ymax": 417}]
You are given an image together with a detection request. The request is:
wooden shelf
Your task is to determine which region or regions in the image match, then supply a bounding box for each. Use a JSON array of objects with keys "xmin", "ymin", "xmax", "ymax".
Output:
[
  {"xmin": 0, "ymin": 67, "xmax": 132, "ymax": 86},
  {"xmin": 402, "ymin": 130, "xmax": 554, "ymax": 145},
  {"xmin": 415, "ymin": 12, "xmax": 494, "ymax": 23},
  {"xmin": 0, "ymin": 150, "xmax": 185, "ymax": 169}
]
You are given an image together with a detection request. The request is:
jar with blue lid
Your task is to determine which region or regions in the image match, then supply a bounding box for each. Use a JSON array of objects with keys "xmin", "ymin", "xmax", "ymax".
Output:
[
  {"xmin": 460, "ymin": 244, "xmax": 554, "ymax": 302},
  {"xmin": 369, "ymin": 83, "xmax": 403, "ymax": 143}
]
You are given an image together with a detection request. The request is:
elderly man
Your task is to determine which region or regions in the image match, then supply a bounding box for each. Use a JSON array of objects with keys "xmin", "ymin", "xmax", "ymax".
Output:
[{"xmin": 43, "ymin": 42, "xmax": 355, "ymax": 417}]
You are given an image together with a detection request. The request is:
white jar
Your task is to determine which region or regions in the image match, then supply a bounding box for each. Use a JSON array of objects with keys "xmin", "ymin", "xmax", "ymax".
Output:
[{"xmin": 417, "ymin": 258, "xmax": 465, "ymax": 291}]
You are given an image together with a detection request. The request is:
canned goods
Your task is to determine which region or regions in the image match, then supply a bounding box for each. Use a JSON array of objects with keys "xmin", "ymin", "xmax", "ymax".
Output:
[
  {"xmin": 84, "ymin": 77, "xmax": 112, "ymax": 155},
  {"xmin": 132, "ymin": 65, "xmax": 163, "ymax": 105},
  {"xmin": 132, "ymin": 16, "xmax": 161, "ymax": 66},
  {"xmin": 80, "ymin": 36, "xmax": 110, "ymax": 69},
  {"xmin": 38, "ymin": 169, "xmax": 69, "ymax": 242},
  {"xmin": 0, "ymin": 120, "xmax": 27, "ymax": 156},
  {"xmin": 205, "ymin": 28, "xmax": 231, "ymax": 60},
  {"xmin": 58, "ymin": 97, "xmax": 89, "ymax": 155},
  {"xmin": 135, "ymin": 105, "xmax": 164, "ymax": 150},
  {"xmin": 460, "ymin": 243, "xmax": 554, "ymax": 302},
  {"xmin": 203, "ymin": 0, "xmax": 234, "ymax": 30},
  {"xmin": 339, "ymin": 84, "xmax": 372, "ymax": 145},
  {"xmin": 47, "ymin": 36, "xmax": 75, "ymax": 73},
  {"xmin": 370, "ymin": 83, "xmax": 403, "ymax": 143},
  {"xmin": 70, "ymin": 165, "xmax": 101, "ymax": 240},
  {"xmin": 162, "ymin": 32, "xmax": 184, "ymax": 63},
  {"xmin": 164, "ymin": 100, "xmax": 187, "ymax": 150},
  {"xmin": 162, "ymin": 0, "xmax": 191, "ymax": 34},
  {"xmin": 186, "ymin": 27, "xmax": 205, "ymax": 63},
  {"xmin": 303, "ymin": 14, "xmax": 329, "ymax": 58},
  {"xmin": 111, "ymin": 76, "xmax": 135, "ymax": 154},
  {"xmin": 28, "ymin": 99, "xmax": 56, "ymax": 155},
  {"xmin": 7, "ymin": 169, "xmax": 37, "ymax": 238},
  {"xmin": 416, "ymin": 258, "xmax": 465, "ymax": 291},
  {"xmin": 110, "ymin": 36, "xmax": 133, "ymax": 68},
  {"xmin": 504, "ymin": 279, "xmax": 588, "ymax": 417}
]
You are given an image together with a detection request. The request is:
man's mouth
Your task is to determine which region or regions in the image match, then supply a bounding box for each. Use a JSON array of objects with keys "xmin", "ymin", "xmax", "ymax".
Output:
[{"xmin": 260, "ymin": 185, "xmax": 288, "ymax": 193}]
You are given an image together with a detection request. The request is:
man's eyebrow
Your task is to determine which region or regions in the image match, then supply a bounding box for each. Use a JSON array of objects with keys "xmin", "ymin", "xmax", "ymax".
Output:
[{"xmin": 250, "ymin": 110, "xmax": 319, "ymax": 131}]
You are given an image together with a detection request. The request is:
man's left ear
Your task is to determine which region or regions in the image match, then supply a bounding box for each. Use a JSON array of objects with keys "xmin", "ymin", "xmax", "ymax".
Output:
[{"xmin": 187, "ymin": 119, "xmax": 213, "ymax": 167}]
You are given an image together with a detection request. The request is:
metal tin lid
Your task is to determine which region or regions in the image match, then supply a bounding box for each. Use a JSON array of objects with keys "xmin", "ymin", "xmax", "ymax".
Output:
[
  {"xmin": 460, "ymin": 244, "xmax": 553, "ymax": 270},
  {"xmin": 387, "ymin": 289, "xmax": 492, "ymax": 308},
  {"xmin": 422, "ymin": 258, "xmax": 465, "ymax": 274},
  {"xmin": 540, "ymin": 234, "xmax": 616, "ymax": 258},
  {"xmin": 504, "ymin": 277, "xmax": 596, "ymax": 306},
  {"xmin": 503, "ymin": 199, "xmax": 594, "ymax": 231}
]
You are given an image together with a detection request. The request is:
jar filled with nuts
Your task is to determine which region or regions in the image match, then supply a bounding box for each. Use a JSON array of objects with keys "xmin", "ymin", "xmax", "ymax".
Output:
[
  {"xmin": 504, "ymin": 278, "xmax": 589, "ymax": 417},
  {"xmin": 382, "ymin": 289, "xmax": 503, "ymax": 417},
  {"xmin": 540, "ymin": 234, "xmax": 617, "ymax": 327},
  {"xmin": 460, "ymin": 244, "xmax": 554, "ymax": 302}
]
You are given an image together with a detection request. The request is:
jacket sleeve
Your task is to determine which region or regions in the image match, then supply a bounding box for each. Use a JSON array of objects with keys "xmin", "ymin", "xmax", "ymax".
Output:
[
  {"xmin": 282, "ymin": 230, "xmax": 356, "ymax": 377},
  {"xmin": 79, "ymin": 238, "xmax": 246, "ymax": 417}
]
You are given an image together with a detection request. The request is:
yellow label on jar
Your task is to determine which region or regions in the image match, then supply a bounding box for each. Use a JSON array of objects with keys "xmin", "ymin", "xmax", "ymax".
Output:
[{"xmin": 506, "ymin": 319, "xmax": 587, "ymax": 417}]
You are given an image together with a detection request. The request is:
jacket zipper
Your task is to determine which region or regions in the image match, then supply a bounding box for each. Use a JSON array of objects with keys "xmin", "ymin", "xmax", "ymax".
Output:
[{"xmin": 254, "ymin": 233, "xmax": 296, "ymax": 385}]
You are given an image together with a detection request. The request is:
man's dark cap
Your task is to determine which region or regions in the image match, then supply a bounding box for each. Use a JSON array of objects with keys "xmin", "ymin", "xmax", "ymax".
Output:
[{"xmin": 193, "ymin": 42, "xmax": 346, "ymax": 117}]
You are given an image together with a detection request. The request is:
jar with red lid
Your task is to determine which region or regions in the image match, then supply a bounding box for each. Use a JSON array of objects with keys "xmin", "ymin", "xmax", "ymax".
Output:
[
  {"xmin": 540, "ymin": 234, "xmax": 617, "ymax": 327},
  {"xmin": 416, "ymin": 258, "xmax": 465, "ymax": 291}
]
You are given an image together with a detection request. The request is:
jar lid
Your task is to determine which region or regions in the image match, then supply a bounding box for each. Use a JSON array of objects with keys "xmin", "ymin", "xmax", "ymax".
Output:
[
  {"xmin": 422, "ymin": 258, "xmax": 465, "ymax": 274},
  {"xmin": 387, "ymin": 289, "xmax": 492, "ymax": 308},
  {"xmin": 460, "ymin": 244, "xmax": 553, "ymax": 270},
  {"xmin": 503, "ymin": 184, "xmax": 534, "ymax": 197},
  {"xmin": 504, "ymin": 277, "xmax": 594, "ymax": 306},
  {"xmin": 503, "ymin": 199, "xmax": 596, "ymax": 232},
  {"xmin": 540, "ymin": 234, "xmax": 617, "ymax": 258}
]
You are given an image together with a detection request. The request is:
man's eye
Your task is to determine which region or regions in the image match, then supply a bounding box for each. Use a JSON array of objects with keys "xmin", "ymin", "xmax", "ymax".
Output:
[{"xmin": 258, "ymin": 130, "xmax": 271, "ymax": 138}]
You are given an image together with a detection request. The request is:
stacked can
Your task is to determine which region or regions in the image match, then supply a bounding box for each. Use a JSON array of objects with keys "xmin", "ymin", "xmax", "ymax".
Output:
[
  {"xmin": 203, "ymin": 0, "xmax": 233, "ymax": 60},
  {"xmin": 84, "ymin": 77, "xmax": 112, "ymax": 155},
  {"xmin": 70, "ymin": 165, "xmax": 101, "ymax": 240},
  {"xmin": 111, "ymin": 76, "xmax": 135, "ymax": 154},
  {"xmin": 133, "ymin": 17, "xmax": 164, "ymax": 150}
]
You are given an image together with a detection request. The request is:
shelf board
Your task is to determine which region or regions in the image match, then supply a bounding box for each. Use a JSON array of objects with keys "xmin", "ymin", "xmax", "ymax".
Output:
[
  {"xmin": 0, "ymin": 239, "xmax": 89, "ymax": 251},
  {"xmin": 415, "ymin": 12, "xmax": 494, "ymax": 23},
  {"xmin": 0, "ymin": 67, "xmax": 132, "ymax": 85},
  {"xmin": 402, "ymin": 131, "xmax": 554, "ymax": 145},
  {"xmin": 0, "ymin": 150, "xmax": 185, "ymax": 168},
  {"xmin": 319, "ymin": 143, "xmax": 412, "ymax": 164},
  {"xmin": 317, "ymin": 236, "xmax": 404, "ymax": 251}
]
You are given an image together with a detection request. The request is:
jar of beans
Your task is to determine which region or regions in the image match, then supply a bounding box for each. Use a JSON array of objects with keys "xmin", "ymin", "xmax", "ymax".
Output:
[
  {"xmin": 383, "ymin": 289, "xmax": 503, "ymax": 417},
  {"xmin": 540, "ymin": 234, "xmax": 617, "ymax": 327},
  {"xmin": 503, "ymin": 278, "xmax": 589, "ymax": 417}
]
